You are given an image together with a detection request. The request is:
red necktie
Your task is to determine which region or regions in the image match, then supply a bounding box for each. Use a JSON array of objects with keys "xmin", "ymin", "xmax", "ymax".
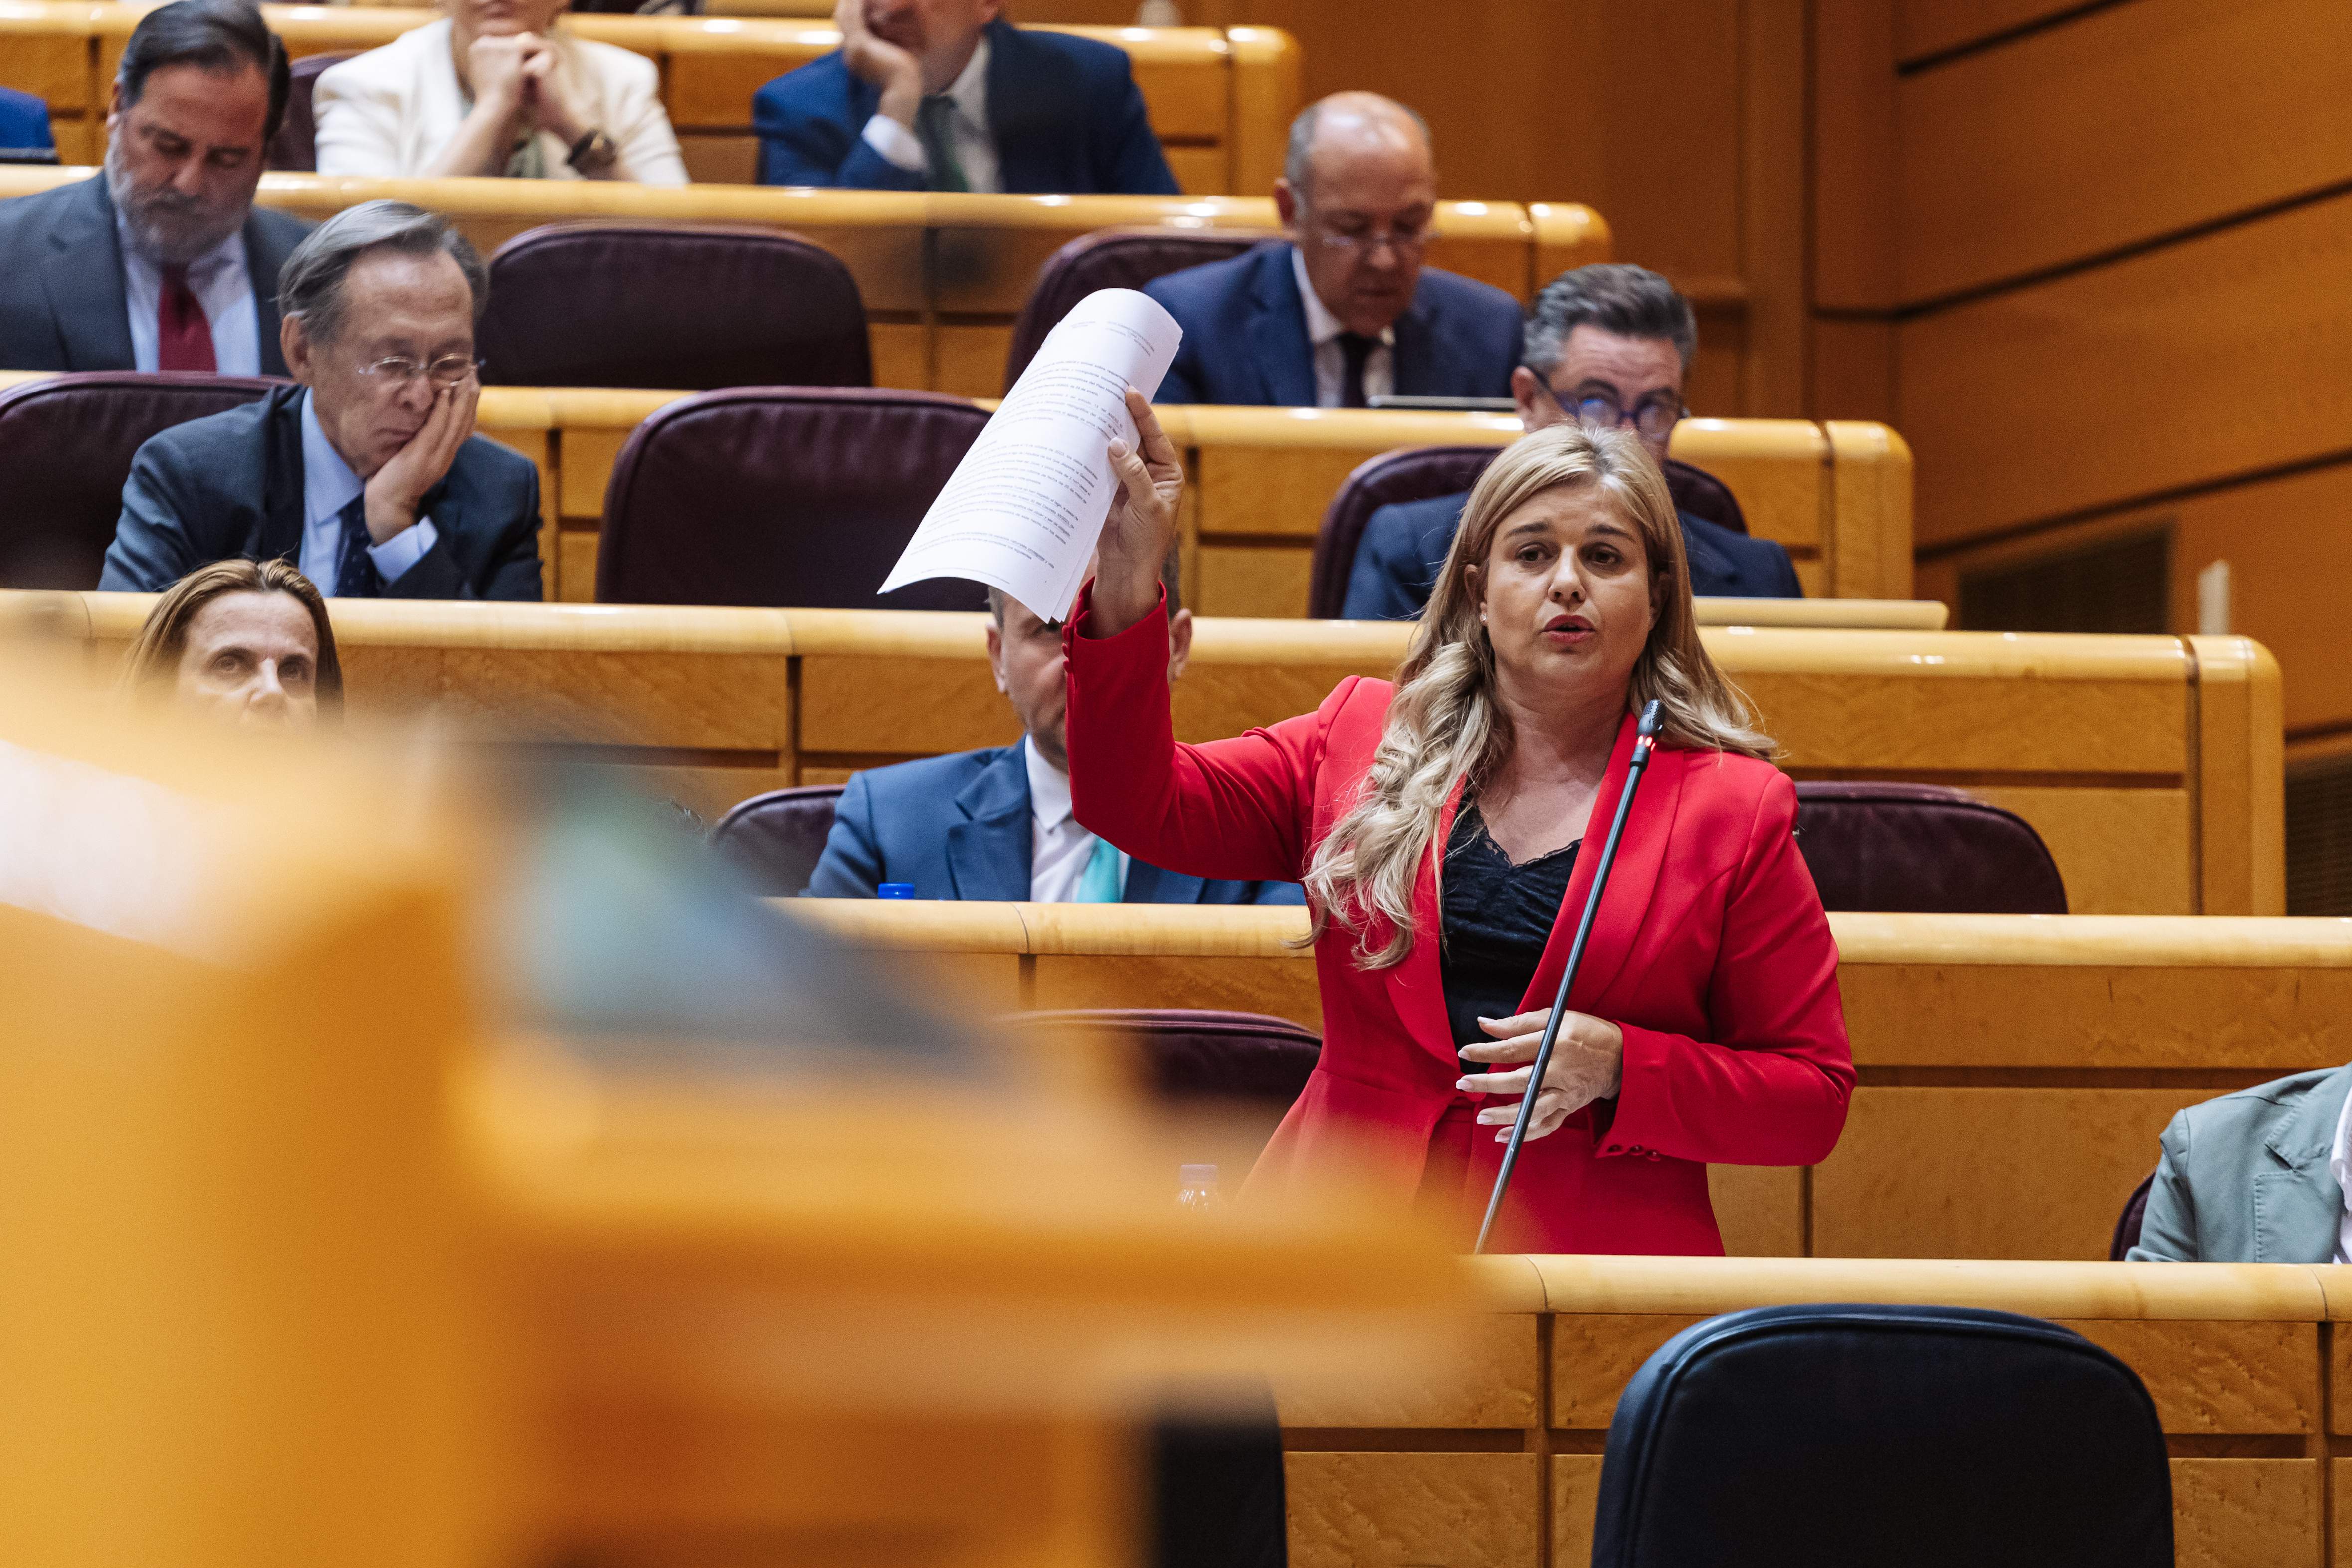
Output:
[{"xmin": 157, "ymin": 264, "xmax": 216, "ymax": 373}]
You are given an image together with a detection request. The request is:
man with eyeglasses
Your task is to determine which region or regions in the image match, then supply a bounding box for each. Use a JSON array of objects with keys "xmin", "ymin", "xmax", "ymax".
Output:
[
  {"xmin": 103, "ymin": 200, "xmax": 543, "ymax": 601},
  {"xmin": 1341, "ymin": 263, "xmax": 1800, "ymax": 618},
  {"xmin": 1145, "ymin": 92, "xmax": 1520, "ymax": 408}
]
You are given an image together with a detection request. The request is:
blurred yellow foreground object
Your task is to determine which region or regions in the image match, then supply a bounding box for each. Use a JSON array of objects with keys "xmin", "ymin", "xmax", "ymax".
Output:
[{"xmin": 0, "ymin": 655, "xmax": 1468, "ymax": 1568}]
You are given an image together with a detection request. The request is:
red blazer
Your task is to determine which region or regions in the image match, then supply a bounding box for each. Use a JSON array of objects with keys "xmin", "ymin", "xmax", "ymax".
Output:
[{"xmin": 1065, "ymin": 591, "xmax": 1854, "ymax": 1255}]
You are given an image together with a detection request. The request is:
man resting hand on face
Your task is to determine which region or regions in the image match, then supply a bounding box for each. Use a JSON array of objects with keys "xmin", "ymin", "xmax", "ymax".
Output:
[{"xmin": 100, "ymin": 200, "xmax": 543, "ymax": 603}]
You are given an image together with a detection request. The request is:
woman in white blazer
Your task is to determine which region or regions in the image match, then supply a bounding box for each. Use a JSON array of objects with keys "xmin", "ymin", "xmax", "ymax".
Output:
[{"xmin": 314, "ymin": 0, "xmax": 689, "ymax": 186}]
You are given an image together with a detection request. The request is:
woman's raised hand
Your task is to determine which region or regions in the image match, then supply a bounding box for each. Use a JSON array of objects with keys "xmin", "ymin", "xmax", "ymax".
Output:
[
  {"xmin": 1457, "ymin": 1009, "xmax": 1625, "ymax": 1141},
  {"xmin": 1089, "ymin": 387, "xmax": 1184, "ymax": 637}
]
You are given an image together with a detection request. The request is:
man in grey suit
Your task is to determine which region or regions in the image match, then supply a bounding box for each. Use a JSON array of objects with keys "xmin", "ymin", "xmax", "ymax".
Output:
[
  {"xmin": 0, "ymin": 0, "xmax": 309, "ymax": 374},
  {"xmin": 2127, "ymin": 1064, "xmax": 2352, "ymax": 1262}
]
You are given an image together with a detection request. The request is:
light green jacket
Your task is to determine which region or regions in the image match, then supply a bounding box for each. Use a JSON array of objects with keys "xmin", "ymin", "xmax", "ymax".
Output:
[{"xmin": 2129, "ymin": 1064, "xmax": 2351, "ymax": 1264}]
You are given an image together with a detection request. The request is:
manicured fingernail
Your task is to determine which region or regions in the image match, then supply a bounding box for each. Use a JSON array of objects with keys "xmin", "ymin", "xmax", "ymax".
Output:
[{"xmin": 1455, "ymin": 1077, "xmax": 1471, "ymax": 1090}]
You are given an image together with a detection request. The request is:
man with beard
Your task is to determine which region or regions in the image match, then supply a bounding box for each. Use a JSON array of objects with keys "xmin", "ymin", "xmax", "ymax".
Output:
[{"xmin": 0, "ymin": 0, "xmax": 310, "ymax": 374}]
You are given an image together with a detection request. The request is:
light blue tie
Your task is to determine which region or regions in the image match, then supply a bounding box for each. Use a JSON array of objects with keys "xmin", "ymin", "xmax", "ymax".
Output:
[{"xmin": 1073, "ymin": 835, "xmax": 1124, "ymax": 903}]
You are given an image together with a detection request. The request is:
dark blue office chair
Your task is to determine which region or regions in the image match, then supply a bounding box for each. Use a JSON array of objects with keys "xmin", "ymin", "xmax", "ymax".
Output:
[{"xmin": 1591, "ymin": 1303, "xmax": 2171, "ymax": 1568}]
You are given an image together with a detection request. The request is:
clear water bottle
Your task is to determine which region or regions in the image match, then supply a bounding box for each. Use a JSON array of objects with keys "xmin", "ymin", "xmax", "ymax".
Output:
[
  {"xmin": 877, "ymin": 882, "xmax": 915, "ymax": 899},
  {"xmin": 1177, "ymin": 1163, "xmax": 1220, "ymax": 1214}
]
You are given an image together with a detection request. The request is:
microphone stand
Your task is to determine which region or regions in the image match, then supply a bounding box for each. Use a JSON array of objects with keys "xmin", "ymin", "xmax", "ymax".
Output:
[{"xmin": 1472, "ymin": 700, "xmax": 1665, "ymax": 1256}]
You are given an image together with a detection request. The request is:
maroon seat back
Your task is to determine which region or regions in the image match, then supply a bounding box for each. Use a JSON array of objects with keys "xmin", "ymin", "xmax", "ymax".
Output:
[
  {"xmin": 0, "ymin": 372, "xmax": 286, "ymax": 588},
  {"xmin": 710, "ymin": 784, "xmax": 846, "ymax": 896},
  {"xmin": 2111, "ymin": 1171, "xmax": 2156, "ymax": 1260},
  {"xmin": 1305, "ymin": 445, "xmax": 1752, "ymax": 618},
  {"xmin": 479, "ymin": 224, "xmax": 872, "ymax": 391},
  {"xmin": 1003, "ymin": 227, "xmax": 1277, "ymax": 391},
  {"xmin": 265, "ymin": 52, "xmax": 353, "ymax": 172},
  {"xmin": 597, "ymin": 386, "xmax": 991, "ymax": 608},
  {"xmin": 1793, "ymin": 782, "xmax": 2068, "ymax": 914},
  {"xmin": 1019, "ymin": 1008, "xmax": 1322, "ymax": 1159}
]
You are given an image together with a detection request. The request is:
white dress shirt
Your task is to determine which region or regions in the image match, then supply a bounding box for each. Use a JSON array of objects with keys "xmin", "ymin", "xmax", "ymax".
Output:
[
  {"xmin": 1024, "ymin": 735, "xmax": 1126, "ymax": 903},
  {"xmin": 1291, "ymin": 244, "xmax": 1395, "ymax": 409},
  {"xmin": 859, "ymin": 35, "xmax": 999, "ymax": 194},
  {"xmin": 116, "ymin": 218, "xmax": 261, "ymax": 376},
  {"xmin": 2329, "ymin": 1077, "xmax": 2352, "ymax": 1264},
  {"xmin": 298, "ymin": 390, "xmax": 439, "ymax": 593}
]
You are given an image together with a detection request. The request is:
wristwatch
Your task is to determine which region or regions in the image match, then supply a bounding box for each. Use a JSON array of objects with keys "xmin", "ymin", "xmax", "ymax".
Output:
[{"xmin": 567, "ymin": 128, "xmax": 617, "ymax": 174}]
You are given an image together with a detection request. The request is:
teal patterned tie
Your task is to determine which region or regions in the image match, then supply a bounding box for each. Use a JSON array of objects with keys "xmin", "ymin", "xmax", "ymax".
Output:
[{"xmin": 1073, "ymin": 835, "xmax": 1124, "ymax": 902}]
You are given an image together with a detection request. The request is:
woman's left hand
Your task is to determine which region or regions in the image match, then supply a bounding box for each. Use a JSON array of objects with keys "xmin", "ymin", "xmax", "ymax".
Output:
[{"xmin": 1458, "ymin": 1009, "xmax": 1624, "ymax": 1141}]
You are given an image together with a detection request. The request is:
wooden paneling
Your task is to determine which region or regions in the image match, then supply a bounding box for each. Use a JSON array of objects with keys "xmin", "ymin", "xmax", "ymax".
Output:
[
  {"xmin": 1897, "ymin": 0, "xmax": 2089, "ymax": 64},
  {"xmin": 1811, "ymin": 1087, "xmax": 2201, "ymax": 1259},
  {"xmin": 1898, "ymin": 189, "xmax": 2352, "ymax": 548},
  {"xmin": 1707, "ymin": 1164, "xmax": 1805, "ymax": 1257},
  {"xmin": 2171, "ymin": 1459, "xmax": 2325, "ymax": 1568},
  {"xmin": 1811, "ymin": 0, "xmax": 1899, "ymax": 313},
  {"xmin": 2060, "ymin": 1320, "xmax": 2319, "ymax": 1434},
  {"xmin": 1897, "ymin": 0, "xmax": 2352, "ymax": 304},
  {"xmin": 1275, "ymin": 1316, "xmax": 1539, "ymax": 1429},
  {"xmin": 1550, "ymin": 1455, "xmax": 1603, "ymax": 1568},
  {"xmin": 1931, "ymin": 462, "xmax": 2352, "ymax": 744},
  {"xmin": 1285, "ymin": 1453, "xmax": 1540, "ymax": 1568},
  {"xmin": 1964, "ymin": 785, "xmax": 2194, "ymax": 914},
  {"xmin": 1550, "ymin": 1314, "xmax": 1700, "ymax": 1428}
]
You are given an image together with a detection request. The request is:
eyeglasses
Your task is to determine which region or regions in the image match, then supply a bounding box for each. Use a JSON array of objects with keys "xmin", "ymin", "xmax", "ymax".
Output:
[
  {"xmin": 1535, "ymin": 376, "xmax": 1685, "ymax": 440},
  {"xmin": 356, "ymin": 354, "xmax": 483, "ymax": 388},
  {"xmin": 1308, "ymin": 218, "xmax": 1434, "ymax": 257}
]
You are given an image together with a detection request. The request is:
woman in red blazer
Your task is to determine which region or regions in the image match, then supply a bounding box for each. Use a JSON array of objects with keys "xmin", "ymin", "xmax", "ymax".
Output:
[{"xmin": 1065, "ymin": 395, "xmax": 1853, "ymax": 1255}]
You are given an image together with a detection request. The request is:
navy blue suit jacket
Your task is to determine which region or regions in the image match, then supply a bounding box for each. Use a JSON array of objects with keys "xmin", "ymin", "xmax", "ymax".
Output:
[
  {"xmin": 805, "ymin": 743, "xmax": 1304, "ymax": 905},
  {"xmin": 99, "ymin": 384, "xmax": 544, "ymax": 600},
  {"xmin": 752, "ymin": 20, "xmax": 1179, "ymax": 194},
  {"xmin": 1341, "ymin": 488, "xmax": 1803, "ymax": 618},
  {"xmin": 1145, "ymin": 241, "xmax": 1522, "ymax": 406},
  {"xmin": 0, "ymin": 87, "xmax": 54, "ymax": 157}
]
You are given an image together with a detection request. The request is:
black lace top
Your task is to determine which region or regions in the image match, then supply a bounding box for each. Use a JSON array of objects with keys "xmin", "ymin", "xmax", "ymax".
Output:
[{"xmin": 1438, "ymin": 799, "xmax": 1580, "ymax": 1059}]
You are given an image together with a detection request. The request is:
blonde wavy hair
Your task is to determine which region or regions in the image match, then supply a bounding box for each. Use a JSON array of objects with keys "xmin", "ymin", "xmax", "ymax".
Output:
[{"xmin": 1303, "ymin": 423, "xmax": 1772, "ymax": 968}]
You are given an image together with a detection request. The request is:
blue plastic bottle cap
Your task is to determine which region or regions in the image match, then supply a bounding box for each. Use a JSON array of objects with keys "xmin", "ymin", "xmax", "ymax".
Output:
[{"xmin": 877, "ymin": 883, "xmax": 916, "ymax": 899}]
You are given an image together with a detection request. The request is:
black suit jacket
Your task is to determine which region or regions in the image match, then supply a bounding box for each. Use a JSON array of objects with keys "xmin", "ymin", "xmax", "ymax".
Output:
[
  {"xmin": 1144, "ymin": 241, "xmax": 1523, "ymax": 406},
  {"xmin": 0, "ymin": 174, "xmax": 311, "ymax": 374},
  {"xmin": 99, "ymin": 383, "xmax": 544, "ymax": 600},
  {"xmin": 1340, "ymin": 488, "xmax": 1802, "ymax": 618}
]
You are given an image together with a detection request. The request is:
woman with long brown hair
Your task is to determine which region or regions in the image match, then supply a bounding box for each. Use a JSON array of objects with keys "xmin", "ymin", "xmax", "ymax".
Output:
[
  {"xmin": 1063, "ymin": 395, "xmax": 1851, "ymax": 1253},
  {"xmin": 121, "ymin": 559, "xmax": 342, "ymax": 728}
]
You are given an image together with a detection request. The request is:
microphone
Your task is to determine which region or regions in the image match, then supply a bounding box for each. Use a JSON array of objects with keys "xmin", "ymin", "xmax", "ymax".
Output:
[{"xmin": 1472, "ymin": 699, "xmax": 1665, "ymax": 1255}]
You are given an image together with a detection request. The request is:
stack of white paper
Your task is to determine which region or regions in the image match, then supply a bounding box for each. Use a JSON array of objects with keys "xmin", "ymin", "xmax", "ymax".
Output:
[{"xmin": 879, "ymin": 288, "xmax": 1182, "ymax": 623}]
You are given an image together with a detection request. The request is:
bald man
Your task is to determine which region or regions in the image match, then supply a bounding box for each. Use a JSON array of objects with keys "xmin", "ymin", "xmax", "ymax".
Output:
[{"xmin": 1145, "ymin": 92, "xmax": 1521, "ymax": 407}]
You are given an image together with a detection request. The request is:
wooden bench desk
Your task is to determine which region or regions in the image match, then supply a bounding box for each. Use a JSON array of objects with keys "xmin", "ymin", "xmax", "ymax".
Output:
[
  {"xmin": 494, "ymin": 396, "xmax": 1905, "ymax": 608},
  {"xmin": 0, "ymin": 2, "xmax": 1303, "ymax": 192},
  {"xmin": 0, "ymin": 374, "xmax": 1897, "ymax": 607},
  {"xmin": 0, "ymin": 167, "xmax": 1610, "ymax": 397},
  {"xmin": 791, "ymin": 902, "xmax": 2343, "ymax": 1268},
  {"xmin": 1289, "ymin": 1255, "xmax": 2352, "ymax": 1568},
  {"xmin": 6, "ymin": 594, "xmax": 2276, "ymax": 919}
]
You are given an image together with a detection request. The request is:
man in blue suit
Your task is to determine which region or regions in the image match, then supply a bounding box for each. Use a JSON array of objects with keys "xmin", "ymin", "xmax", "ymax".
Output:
[
  {"xmin": 1343, "ymin": 264, "xmax": 1802, "ymax": 616},
  {"xmin": 753, "ymin": 0, "xmax": 1178, "ymax": 194},
  {"xmin": 1146, "ymin": 92, "xmax": 1520, "ymax": 408},
  {"xmin": 0, "ymin": 87, "xmax": 56, "ymax": 162},
  {"xmin": 806, "ymin": 555, "xmax": 1301, "ymax": 905}
]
